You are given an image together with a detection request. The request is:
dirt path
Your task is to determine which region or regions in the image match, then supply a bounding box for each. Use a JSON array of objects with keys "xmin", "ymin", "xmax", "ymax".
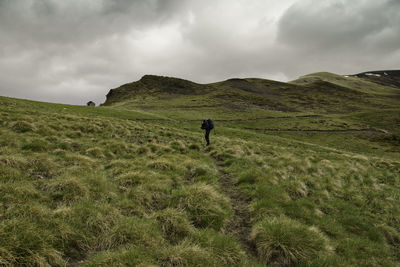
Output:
[{"xmin": 214, "ymin": 161, "xmax": 257, "ymax": 259}]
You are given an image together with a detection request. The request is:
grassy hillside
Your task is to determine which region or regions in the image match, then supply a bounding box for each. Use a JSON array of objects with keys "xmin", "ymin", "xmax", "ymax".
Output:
[
  {"xmin": 104, "ymin": 72, "xmax": 400, "ymax": 116},
  {"xmin": 1, "ymin": 71, "xmax": 400, "ymax": 266},
  {"xmin": 291, "ymin": 71, "xmax": 400, "ymax": 95}
]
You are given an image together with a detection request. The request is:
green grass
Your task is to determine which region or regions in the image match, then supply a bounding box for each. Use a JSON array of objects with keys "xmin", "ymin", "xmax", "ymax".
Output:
[
  {"xmin": 291, "ymin": 72, "xmax": 400, "ymax": 95},
  {"xmin": 0, "ymin": 71, "xmax": 399, "ymax": 266},
  {"xmin": 251, "ymin": 216, "xmax": 331, "ymax": 265}
]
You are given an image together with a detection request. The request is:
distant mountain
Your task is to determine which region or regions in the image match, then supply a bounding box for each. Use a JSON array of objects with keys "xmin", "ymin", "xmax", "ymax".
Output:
[
  {"xmin": 291, "ymin": 71, "xmax": 400, "ymax": 95},
  {"xmin": 350, "ymin": 70, "xmax": 400, "ymax": 88},
  {"xmin": 102, "ymin": 71, "xmax": 400, "ymax": 113},
  {"xmin": 104, "ymin": 75, "xmax": 206, "ymax": 105}
]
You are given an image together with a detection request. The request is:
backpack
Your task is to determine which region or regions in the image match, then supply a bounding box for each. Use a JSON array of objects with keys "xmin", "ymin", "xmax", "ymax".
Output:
[{"xmin": 207, "ymin": 119, "xmax": 214, "ymax": 130}]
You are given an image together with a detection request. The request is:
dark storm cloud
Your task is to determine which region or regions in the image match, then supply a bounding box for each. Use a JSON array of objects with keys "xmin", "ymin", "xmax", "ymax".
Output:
[
  {"xmin": 0, "ymin": 0, "xmax": 189, "ymax": 104},
  {"xmin": 0, "ymin": 0, "xmax": 399, "ymax": 105},
  {"xmin": 277, "ymin": 0, "xmax": 400, "ymax": 76},
  {"xmin": 0, "ymin": 0, "xmax": 185, "ymax": 45}
]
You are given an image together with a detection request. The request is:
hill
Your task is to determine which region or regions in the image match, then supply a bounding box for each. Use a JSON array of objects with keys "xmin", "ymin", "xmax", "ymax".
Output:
[
  {"xmin": 1, "ymin": 70, "xmax": 400, "ymax": 266},
  {"xmin": 291, "ymin": 71, "xmax": 400, "ymax": 95},
  {"xmin": 104, "ymin": 72, "xmax": 400, "ymax": 112},
  {"xmin": 352, "ymin": 70, "xmax": 400, "ymax": 88},
  {"xmin": 103, "ymin": 72, "xmax": 400, "ymax": 133},
  {"xmin": 105, "ymin": 75, "xmax": 208, "ymax": 106}
]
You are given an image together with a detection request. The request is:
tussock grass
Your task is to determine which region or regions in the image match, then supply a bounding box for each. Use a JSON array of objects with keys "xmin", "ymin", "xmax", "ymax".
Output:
[
  {"xmin": 82, "ymin": 246, "xmax": 157, "ymax": 267},
  {"xmin": 115, "ymin": 171, "xmax": 149, "ymax": 187},
  {"xmin": 114, "ymin": 197, "xmax": 145, "ymax": 217},
  {"xmin": 184, "ymin": 160, "xmax": 218, "ymax": 183},
  {"xmin": 28, "ymin": 156, "xmax": 60, "ymax": 179},
  {"xmin": 0, "ymin": 164, "xmax": 25, "ymax": 182},
  {"xmin": 42, "ymin": 177, "xmax": 88, "ymax": 204},
  {"xmin": 105, "ymin": 159, "xmax": 134, "ymax": 175},
  {"xmin": 190, "ymin": 229, "xmax": 246, "ymax": 265},
  {"xmin": 238, "ymin": 168, "xmax": 262, "ymax": 184},
  {"xmin": 65, "ymin": 129, "xmax": 83, "ymax": 138},
  {"xmin": 0, "ymin": 154, "xmax": 28, "ymax": 169},
  {"xmin": 105, "ymin": 140, "xmax": 134, "ymax": 157},
  {"xmin": 148, "ymin": 159, "xmax": 176, "ymax": 170},
  {"xmin": 0, "ymin": 182, "xmax": 45, "ymax": 204},
  {"xmin": 128, "ymin": 182, "xmax": 171, "ymax": 210},
  {"xmin": 170, "ymin": 140, "xmax": 187, "ymax": 153},
  {"xmin": 284, "ymin": 180, "xmax": 309, "ymax": 200},
  {"xmin": 22, "ymin": 139, "xmax": 50, "ymax": 152},
  {"xmin": 10, "ymin": 120, "xmax": 36, "ymax": 133},
  {"xmin": 63, "ymin": 201, "xmax": 121, "ymax": 251},
  {"xmin": 1, "ymin": 95, "xmax": 399, "ymax": 266},
  {"xmin": 0, "ymin": 218, "xmax": 66, "ymax": 266},
  {"xmin": 110, "ymin": 217, "xmax": 165, "ymax": 248},
  {"xmin": 147, "ymin": 142, "xmax": 173, "ymax": 154},
  {"xmin": 162, "ymin": 241, "xmax": 214, "ymax": 267},
  {"xmin": 188, "ymin": 143, "xmax": 200, "ymax": 150},
  {"xmin": 298, "ymin": 255, "xmax": 350, "ymax": 267},
  {"xmin": 172, "ymin": 183, "xmax": 233, "ymax": 230},
  {"xmin": 136, "ymin": 146, "xmax": 150, "ymax": 155},
  {"xmin": 152, "ymin": 208, "xmax": 195, "ymax": 244},
  {"xmin": 251, "ymin": 216, "xmax": 331, "ymax": 265},
  {"xmin": 64, "ymin": 153, "xmax": 96, "ymax": 167},
  {"xmin": 81, "ymin": 172, "xmax": 118, "ymax": 200},
  {"xmin": 209, "ymin": 150, "xmax": 235, "ymax": 162},
  {"xmin": 336, "ymin": 236, "xmax": 393, "ymax": 266},
  {"xmin": 85, "ymin": 147, "xmax": 105, "ymax": 158}
]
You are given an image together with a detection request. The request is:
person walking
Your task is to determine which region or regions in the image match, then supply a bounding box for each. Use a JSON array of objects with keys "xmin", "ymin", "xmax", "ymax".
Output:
[{"xmin": 201, "ymin": 119, "xmax": 214, "ymax": 146}]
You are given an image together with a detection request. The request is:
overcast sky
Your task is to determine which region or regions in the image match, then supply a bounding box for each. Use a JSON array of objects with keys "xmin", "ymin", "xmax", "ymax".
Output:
[{"xmin": 0, "ymin": 0, "xmax": 399, "ymax": 105}]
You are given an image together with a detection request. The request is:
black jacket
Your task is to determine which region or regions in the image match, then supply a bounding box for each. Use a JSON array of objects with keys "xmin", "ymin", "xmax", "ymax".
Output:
[{"xmin": 201, "ymin": 120, "xmax": 210, "ymax": 130}]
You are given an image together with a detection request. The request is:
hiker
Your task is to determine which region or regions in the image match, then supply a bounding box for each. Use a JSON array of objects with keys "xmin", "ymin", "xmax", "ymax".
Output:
[{"xmin": 201, "ymin": 119, "xmax": 214, "ymax": 146}]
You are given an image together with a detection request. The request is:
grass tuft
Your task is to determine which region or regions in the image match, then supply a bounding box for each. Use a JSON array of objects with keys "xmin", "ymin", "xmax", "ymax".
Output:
[
  {"xmin": 22, "ymin": 139, "xmax": 50, "ymax": 152},
  {"xmin": 172, "ymin": 183, "xmax": 232, "ymax": 230},
  {"xmin": 0, "ymin": 218, "xmax": 66, "ymax": 266},
  {"xmin": 110, "ymin": 217, "xmax": 165, "ymax": 248},
  {"xmin": 128, "ymin": 182, "xmax": 171, "ymax": 210},
  {"xmin": 82, "ymin": 246, "xmax": 156, "ymax": 266},
  {"xmin": 43, "ymin": 177, "xmax": 88, "ymax": 204},
  {"xmin": 152, "ymin": 208, "xmax": 195, "ymax": 244},
  {"xmin": 148, "ymin": 159, "xmax": 175, "ymax": 170},
  {"xmin": 190, "ymin": 229, "xmax": 246, "ymax": 265},
  {"xmin": 162, "ymin": 241, "xmax": 214, "ymax": 266},
  {"xmin": 11, "ymin": 121, "xmax": 36, "ymax": 133},
  {"xmin": 85, "ymin": 147, "xmax": 105, "ymax": 158},
  {"xmin": 251, "ymin": 216, "xmax": 331, "ymax": 265}
]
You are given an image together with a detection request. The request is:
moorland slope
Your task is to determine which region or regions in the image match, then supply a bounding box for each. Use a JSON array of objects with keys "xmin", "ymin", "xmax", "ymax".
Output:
[{"xmin": 1, "ymin": 70, "xmax": 399, "ymax": 266}]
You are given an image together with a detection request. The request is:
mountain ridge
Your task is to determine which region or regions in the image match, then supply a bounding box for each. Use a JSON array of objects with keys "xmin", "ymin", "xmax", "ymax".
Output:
[{"xmin": 102, "ymin": 70, "xmax": 400, "ymax": 115}]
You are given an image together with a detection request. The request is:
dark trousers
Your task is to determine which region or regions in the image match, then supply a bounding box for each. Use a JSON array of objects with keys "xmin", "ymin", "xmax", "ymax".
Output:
[{"xmin": 205, "ymin": 129, "xmax": 210, "ymax": 145}]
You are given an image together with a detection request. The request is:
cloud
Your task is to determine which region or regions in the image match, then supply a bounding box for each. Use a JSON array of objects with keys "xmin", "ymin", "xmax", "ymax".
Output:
[
  {"xmin": 0, "ymin": 0, "xmax": 398, "ymax": 104},
  {"xmin": 0, "ymin": 0, "xmax": 190, "ymax": 104},
  {"xmin": 277, "ymin": 0, "xmax": 400, "ymax": 75}
]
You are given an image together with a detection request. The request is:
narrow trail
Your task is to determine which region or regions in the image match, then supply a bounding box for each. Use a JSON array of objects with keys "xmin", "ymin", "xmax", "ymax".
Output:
[{"xmin": 214, "ymin": 161, "xmax": 257, "ymax": 259}]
